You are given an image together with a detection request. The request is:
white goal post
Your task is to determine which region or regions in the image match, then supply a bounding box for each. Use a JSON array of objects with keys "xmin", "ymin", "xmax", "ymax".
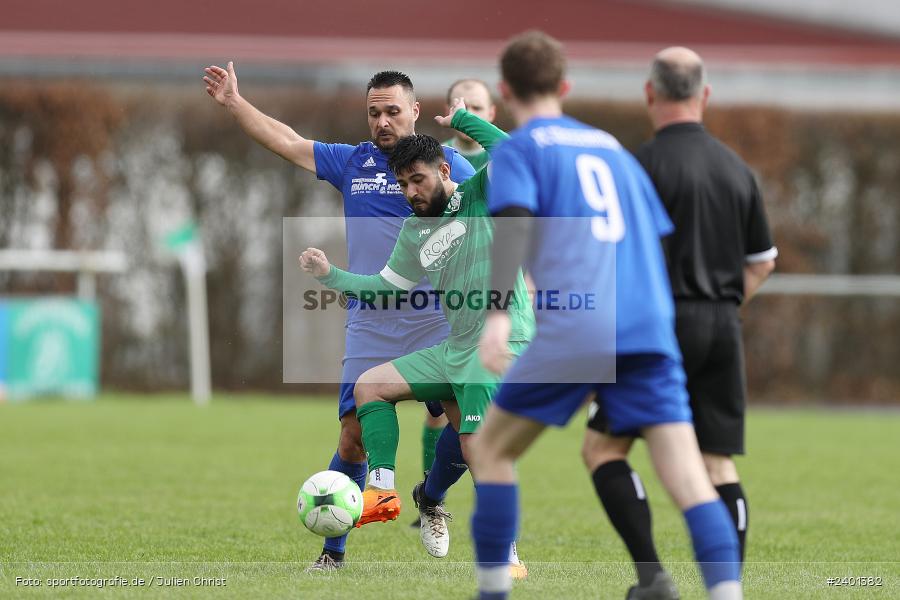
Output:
[
  {"xmin": 0, "ymin": 248, "xmax": 210, "ymax": 405},
  {"xmin": 0, "ymin": 249, "xmax": 127, "ymax": 300}
]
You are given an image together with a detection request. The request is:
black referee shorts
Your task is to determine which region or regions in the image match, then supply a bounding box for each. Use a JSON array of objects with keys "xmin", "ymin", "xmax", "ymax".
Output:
[
  {"xmin": 674, "ymin": 299, "xmax": 746, "ymax": 455},
  {"xmin": 586, "ymin": 299, "xmax": 747, "ymax": 455}
]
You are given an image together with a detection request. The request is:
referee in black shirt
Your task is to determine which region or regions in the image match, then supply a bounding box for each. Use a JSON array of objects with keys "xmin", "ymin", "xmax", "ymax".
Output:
[{"xmin": 582, "ymin": 47, "xmax": 776, "ymax": 598}]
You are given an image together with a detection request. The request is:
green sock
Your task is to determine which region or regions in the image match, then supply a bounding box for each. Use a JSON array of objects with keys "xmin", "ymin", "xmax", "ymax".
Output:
[
  {"xmin": 422, "ymin": 425, "xmax": 442, "ymax": 473},
  {"xmin": 356, "ymin": 402, "xmax": 399, "ymax": 472}
]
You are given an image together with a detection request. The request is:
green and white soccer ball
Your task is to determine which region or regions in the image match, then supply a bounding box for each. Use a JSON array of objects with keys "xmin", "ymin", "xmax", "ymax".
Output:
[{"xmin": 296, "ymin": 470, "xmax": 363, "ymax": 537}]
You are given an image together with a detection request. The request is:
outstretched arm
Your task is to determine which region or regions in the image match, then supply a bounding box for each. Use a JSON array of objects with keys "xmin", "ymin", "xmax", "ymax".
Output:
[
  {"xmin": 204, "ymin": 61, "xmax": 316, "ymax": 172},
  {"xmin": 299, "ymin": 248, "xmax": 402, "ymax": 298}
]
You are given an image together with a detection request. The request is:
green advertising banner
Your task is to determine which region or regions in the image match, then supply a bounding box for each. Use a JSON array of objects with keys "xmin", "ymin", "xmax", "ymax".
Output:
[{"xmin": 1, "ymin": 299, "xmax": 99, "ymax": 401}]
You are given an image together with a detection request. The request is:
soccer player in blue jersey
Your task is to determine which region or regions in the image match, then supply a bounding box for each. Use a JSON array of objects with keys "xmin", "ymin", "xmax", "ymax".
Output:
[
  {"xmin": 469, "ymin": 32, "xmax": 742, "ymax": 600},
  {"xmin": 203, "ymin": 63, "xmax": 474, "ymax": 571}
]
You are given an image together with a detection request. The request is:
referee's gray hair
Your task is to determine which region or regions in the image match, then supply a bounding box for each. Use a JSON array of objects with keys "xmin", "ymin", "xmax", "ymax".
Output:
[{"xmin": 650, "ymin": 56, "xmax": 705, "ymax": 101}]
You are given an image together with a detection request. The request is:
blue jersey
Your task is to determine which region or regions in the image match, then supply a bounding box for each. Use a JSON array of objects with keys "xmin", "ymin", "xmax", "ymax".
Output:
[
  {"xmin": 314, "ymin": 141, "xmax": 475, "ymax": 322},
  {"xmin": 488, "ymin": 116, "xmax": 679, "ymax": 359}
]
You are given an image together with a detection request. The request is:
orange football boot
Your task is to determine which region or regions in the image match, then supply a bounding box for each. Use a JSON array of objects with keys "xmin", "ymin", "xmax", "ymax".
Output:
[{"xmin": 355, "ymin": 487, "xmax": 402, "ymax": 527}]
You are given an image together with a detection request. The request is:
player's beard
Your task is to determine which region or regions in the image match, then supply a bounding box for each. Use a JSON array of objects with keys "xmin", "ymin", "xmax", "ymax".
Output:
[
  {"xmin": 373, "ymin": 129, "xmax": 398, "ymax": 153},
  {"xmin": 374, "ymin": 136, "xmax": 394, "ymax": 153},
  {"xmin": 411, "ymin": 184, "xmax": 449, "ymax": 219}
]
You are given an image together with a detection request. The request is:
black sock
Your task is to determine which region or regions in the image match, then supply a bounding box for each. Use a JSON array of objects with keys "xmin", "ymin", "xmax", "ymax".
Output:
[
  {"xmin": 715, "ymin": 482, "xmax": 748, "ymax": 562},
  {"xmin": 592, "ymin": 460, "xmax": 662, "ymax": 586},
  {"xmin": 323, "ymin": 548, "xmax": 345, "ymax": 561}
]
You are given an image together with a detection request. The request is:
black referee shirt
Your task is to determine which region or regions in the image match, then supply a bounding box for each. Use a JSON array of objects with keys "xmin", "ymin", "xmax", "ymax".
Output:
[{"xmin": 635, "ymin": 122, "xmax": 776, "ymax": 305}]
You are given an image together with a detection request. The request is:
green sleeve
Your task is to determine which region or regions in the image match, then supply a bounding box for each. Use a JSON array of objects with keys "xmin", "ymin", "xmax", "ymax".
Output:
[
  {"xmin": 463, "ymin": 167, "xmax": 488, "ymax": 199},
  {"xmin": 317, "ymin": 267, "xmax": 400, "ymax": 298},
  {"xmin": 383, "ymin": 223, "xmax": 426, "ymax": 289},
  {"xmin": 450, "ymin": 110, "xmax": 509, "ymax": 155}
]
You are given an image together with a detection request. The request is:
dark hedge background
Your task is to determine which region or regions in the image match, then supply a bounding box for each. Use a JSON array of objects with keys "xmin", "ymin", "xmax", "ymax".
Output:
[{"xmin": 1, "ymin": 82, "xmax": 897, "ymax": 403}]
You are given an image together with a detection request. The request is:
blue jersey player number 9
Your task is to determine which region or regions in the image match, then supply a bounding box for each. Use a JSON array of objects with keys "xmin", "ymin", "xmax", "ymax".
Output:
[{"xmin": 576, "ymin": 154, "xmax": 626, "ymax": 243}]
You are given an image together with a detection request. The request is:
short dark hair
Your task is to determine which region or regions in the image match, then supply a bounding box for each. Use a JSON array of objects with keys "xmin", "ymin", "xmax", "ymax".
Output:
[
  {"xmin": 650, "ymin": 57, "xmax": 704, "ymax": 101},
  {"xmin": 388, "ymin": 134, "xmax": 445, "ymax": 175},
  {"xmin": 367, "ymin": 70, "xmax": 415, "ymax": 97},
  {"xmin": 500, "ymin": 30, "xmax": 566, "ymax": 100},
  {"xmin": 446, "ymin": 78, "xmax": 492, "ymax": 105}
]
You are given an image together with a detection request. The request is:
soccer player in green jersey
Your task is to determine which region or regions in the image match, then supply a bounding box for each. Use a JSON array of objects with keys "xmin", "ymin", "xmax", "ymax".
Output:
[
  {"xmin": 300, "ymin": 104, "xmax": 533, "ymax": 570},
  {"xmin": 416, "ymin": 80, "xmax": 496, "ymax": 527},
  {"xmin": 441, "ymin": 79, "xmax": 497, "ymax": 172}
]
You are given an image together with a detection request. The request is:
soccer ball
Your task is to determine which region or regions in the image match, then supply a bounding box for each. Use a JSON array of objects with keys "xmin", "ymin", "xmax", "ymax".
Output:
[{"xmin": 296, "ymin": 470, "xmax": 363, "ymax": 537}]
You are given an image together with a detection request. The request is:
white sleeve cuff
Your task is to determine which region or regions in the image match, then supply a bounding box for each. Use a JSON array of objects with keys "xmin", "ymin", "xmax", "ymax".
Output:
[
  {"xmin": 379, "ymin": 265, "xmax": 418, "ymax": 290},
  {"xmin": 745, "ymin": 247, "xmax": 778, "ymax": 264}
]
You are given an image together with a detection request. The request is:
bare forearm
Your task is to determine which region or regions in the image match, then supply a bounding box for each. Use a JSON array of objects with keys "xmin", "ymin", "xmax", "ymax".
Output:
[
  {"xmin": 227, "ymin": 95, "xmax": 315, "ymax": 171},
  {"xmin": 743, "ymin": 271, "xmax": 765, "ymax": 301},
  {"xmin": 743, "ymin": 260, "xmax": 775, "ymax": 301}
]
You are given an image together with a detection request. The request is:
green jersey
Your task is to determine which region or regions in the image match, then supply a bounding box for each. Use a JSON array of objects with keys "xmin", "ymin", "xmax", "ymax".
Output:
[
  {"xmin": 443, "ymin": 137, "xmax": 490, "ymax": 171},
  {"xmin": 319, "ymin": 110, "xmax": 534, "ymax": 349}
]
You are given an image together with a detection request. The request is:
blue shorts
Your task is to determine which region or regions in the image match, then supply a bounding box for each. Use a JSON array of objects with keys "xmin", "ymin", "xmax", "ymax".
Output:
[
  {"xmin": 494, "ymin": 353, "xmax": 691, "ymax": 435},
  {"xmin": 338, "ymin": 314, "xmax": 450, "ymax": 418}
]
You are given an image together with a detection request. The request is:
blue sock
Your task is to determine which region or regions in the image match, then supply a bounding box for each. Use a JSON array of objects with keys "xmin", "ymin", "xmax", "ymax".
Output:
[
  {"xmin": 684, "ymin": 500, "xmax": 741, "ymax": 589},
  {"xmin": 423, "ymin": 426, "xmax": 468, "ymax": 502},
  {"xmin": 323, "ymin": 451, "xmax": 367, "ymax": 555},
  {"xmin": 472, "ymin": 483, "xmax": 518, "ymax": 600}
]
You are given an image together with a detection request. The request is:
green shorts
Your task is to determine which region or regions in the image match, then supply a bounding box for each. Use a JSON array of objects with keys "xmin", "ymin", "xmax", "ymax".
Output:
[{"xmin": 392, "ymin": 340, "xmax": 528, "ymax": 434}]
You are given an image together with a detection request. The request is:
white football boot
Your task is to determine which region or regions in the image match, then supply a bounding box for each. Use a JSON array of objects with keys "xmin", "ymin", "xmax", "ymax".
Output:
[{"xmin": 413, "ymin": 480, "xmax": 452, "ymax": 558}]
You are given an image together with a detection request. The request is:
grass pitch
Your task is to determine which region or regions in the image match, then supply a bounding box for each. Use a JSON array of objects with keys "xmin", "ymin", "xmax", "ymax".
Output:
[{"xmin": 0, "ymin": 395, "xmax": 897, "ymax": 599}]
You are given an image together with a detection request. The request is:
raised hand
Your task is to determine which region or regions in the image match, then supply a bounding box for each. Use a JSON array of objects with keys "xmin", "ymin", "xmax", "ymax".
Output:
[
  {"xmin": 299, "ymin": 248, "xmax": 331, "ymax": 278},
  {"xmin": 434, "ymin": 97, "xmax": 468, "ymax": 128},
  {"xmin": 203, "ymin": 61, "xmax": 240, "ymax": 107}
]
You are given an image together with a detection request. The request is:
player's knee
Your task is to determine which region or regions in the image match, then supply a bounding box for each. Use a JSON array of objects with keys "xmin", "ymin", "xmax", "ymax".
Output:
[
  {"xmin": 353, "ymin": 377, "xmax": 380, "ymax": 407},
  {"xmin": 702, "ymin": 452, "xmax": 738, "ymax": 486},
  {"xmin": 467, "ymin": 433, "xmax": 495, "ymax": 473},
  {"xmin": 581, "ymin": 431, "xmax": 630, "ymax": 471},
  {"xmin": 458, "ymin": 441, "xmax": 475, "ymax": 475},
  {"xmin": 458, "ymin": 433, "xmax": 475, "ymax": 465},
  {"xmin": 580, "ymin": 441, "xmax": 601, "ymax": 471},
  {"xmin": 474, "ymin": 430, "xmax": 523, "ymax": 472}
]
